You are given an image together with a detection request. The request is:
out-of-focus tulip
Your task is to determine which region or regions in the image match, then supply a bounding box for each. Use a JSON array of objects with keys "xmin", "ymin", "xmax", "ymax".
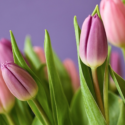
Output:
[
  {"xmin": 100, "ymin": 0, "xmax": 125, "ymax": 47},
  {"xmin": 33, "ymin": 47, "xmax": 46, "ymax": 63},
  {"xmin": 79, "ymin": 14, "xmax": 107, "ymax": 68},
  {"xmin": 1, "ymin": 62, "xmax": 38, "ymax": 101},
  {"xmin": 0, "ymin": 70, "xmax": 15, "ymax": 113},
  {"xmin": 110, "ymin": 51, "xmax": 123, "ymax": 91},
  {"xmin": 63, "ymin": 59, "xmax": 80, "ymax": 92},
  {"xmin": 33, "ymin": 46, "xmax": 48, "ymax": 79},
  {"xmin": 0, "ymin": 39, "xmax": 13, "ymax": 63},
  {"xmin": 110, "ymin": 51, "xmax": 122, "ymax": 76}
]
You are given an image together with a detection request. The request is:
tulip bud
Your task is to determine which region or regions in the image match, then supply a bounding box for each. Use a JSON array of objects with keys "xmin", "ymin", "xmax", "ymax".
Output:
[
  {"xmin": 79, "ymin": 14, "xmax": 108, "ymax": 68},
  {"xmin": 33, "ymin": 46, "xmax": 48, "ymax": 79},
  {"xmin": 33, "ymin": 47, "xmax": 46, "ymax": 63},
  {"xmin": 0, "ymin": 70, "xmax": 15, "ymax": 113},
  {"xmin": 110, "ymin": 51, "xmax": 123, "ymax": 91},
  {"xmin": 110, "ymin": 51, "xmax": 122, "ymax": 76},
  {"xmin": 1, "ymin": 62, "xmax": 38, "ymax": 101},
  {"xmin": 63, "ymin": 59, "xmax": 80, "ymax": 91},
  {"xmin": 0, "ymin": 39, "xmax": 13, "ymax": 64},
  {"xmin": 100, "ymin": 0, "xmax": 125, "ymax": 47}
]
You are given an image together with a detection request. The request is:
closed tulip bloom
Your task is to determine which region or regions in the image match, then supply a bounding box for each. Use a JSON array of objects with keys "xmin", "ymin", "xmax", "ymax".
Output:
[
  {"xmin": 33, "ymin": 47, "xmax": 46, "ymax": 63},
  {"xmin": 0, "ymin": 70, "xmax": 15, "ymax": 113},
  {"xmin": 79, "ymin": 14, "xmax": 108, "ymax": 68},
  {"xmin": 100, "ymin": 0, "xmax": 125, "ymax": 47},
  {"xmin": 0, "ymin": 39, "xmax": 13, "ymax": 64},
  {"xmin": 1, "ymin": 62, "xmax": 38, "ymax": 101},
  {"xmin": 63, "ymin": 59, "xmax": 80, "ymax": 91},
  {"xmin": 33, "ymin": 46, "xmax": 48, "ymax": 79},
  {"xmin": 110, "ymin": 51, "xmax": 122, "ymax": 76}
]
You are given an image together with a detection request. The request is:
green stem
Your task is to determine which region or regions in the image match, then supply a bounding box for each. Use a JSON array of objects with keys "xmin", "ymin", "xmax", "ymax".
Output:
[
  {"xmin": 28, "ymin": 99, "xmax": 50, "ymax": 125},
  {"xmin": 103, "ymin": 60, "xmax": 109, "ymax": 125},
  {"xmin": 5, "ymin": 113, "xmax": 15, "ymax": 125},
  {"xmin": 91, "ymin": 68, "xmax": 105, "ymax": 116}
]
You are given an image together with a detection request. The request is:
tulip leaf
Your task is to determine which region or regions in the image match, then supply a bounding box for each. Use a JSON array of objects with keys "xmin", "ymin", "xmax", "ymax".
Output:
[
  {"xmin": 92, "ymin": 5, "xmax": 101, "ymax": 19},
  {"xmin": 117, "ymin": 102, "xmax": 125, "ymax": 125},
  {"xmin": 103, "ymin": 46, "xmax": 111, "ymax": 125},
  {"xmin": 44, "ymin": 29, "xmax": 72, "ymax": 125},
  {"xmin": 74, "ymin": 16, "xmax": 106, "ymax": 125},
  {"xmin": 108, "ymin": 91, "xmax": 122, "ymax": 125},
  {"xmin": 10, "ymin": 99, "xmax": 33, "ymax": 125},
  {"xmin": 108, "ymin": 65, "xmax": 125, "ymax": 103},
  {"xmin": 24, "ymin": 36, "xmax": 42, "ymax": 72},
  {"xmin": 0, "ymin": 115, "xmax": 9, "ymax": 125},
  {"xmin": 10, "ymin": 31, "xmax": 52, "ymax": 125},
  {"xmin": 70, "ymin": 88, "xmax": 89, "ymax": 125},
  {"xmin": 32, "ymin": 117, "xmax": 43, "ymax": 125},
  {"xmin": 53, "ymin": 51, "xmax": 74, "ymax": 104}
]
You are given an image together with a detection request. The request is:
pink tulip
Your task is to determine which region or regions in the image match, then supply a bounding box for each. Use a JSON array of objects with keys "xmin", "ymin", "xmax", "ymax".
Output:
[
  {"xmin": 33, "ymin": 47, "xmax": 46, "ymax": 63},
  {"xmin": 110, "ymin": 51, "xmax": 122, "ymax": 91},
  {"xmin": 0, "ymin": 38, "xmax": 13, "ymax": 64},
  {"xmin": 0, "ymin": 70, "xmax": 15, "ymax": 113},
  {"xmin": 63, "ymin": 59, "xmax": 80, "ymax": 91},
  {"xmin": 100, "ymin": 0, "xmax": 125, "ymax": 47},
  {"xmin": 1, "ymin": 62, "xmax": 38, "ymax": 101},
  {"xmin": 79, "ymin": 14, "xmax": 107, "ymax": 68},
  {"xmin": 33, "ymin": 46, "xmax": 48, "ymax": 78},
  {"xmin": 110, "ymin": 51, "xmax": 122, "ymax": 76}
]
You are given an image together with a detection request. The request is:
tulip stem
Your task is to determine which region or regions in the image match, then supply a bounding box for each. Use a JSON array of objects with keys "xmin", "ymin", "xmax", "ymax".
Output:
[
  {"xmin": 28, "ymin": 99, "xmax": 50, "ymax": 125},
  {"xmin": 91, "ymin": 68, "xmax": 105, "ymax": 116},
  {"xmin": 5, "ymin": 113, "xmax": 15, "ymax": 125}
]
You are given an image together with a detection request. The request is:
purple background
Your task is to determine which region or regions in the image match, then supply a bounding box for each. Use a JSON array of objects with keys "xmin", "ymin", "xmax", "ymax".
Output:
[{"xmin": 0, "ymin": 0, "xmax": 124, "ymax": 77}]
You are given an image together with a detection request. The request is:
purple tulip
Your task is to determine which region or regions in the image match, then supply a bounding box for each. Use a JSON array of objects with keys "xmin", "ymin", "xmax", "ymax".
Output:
[
  {"xmin": 79, "ymin": 14, "xmax": 108, "ymax": 68},
  {"xmin": 1, "ymin": 62, "xmax": 38, "ymax": 101},
  {"xmin": 0, "ymin": 38, "xmax": 13, "ymax": 64}
]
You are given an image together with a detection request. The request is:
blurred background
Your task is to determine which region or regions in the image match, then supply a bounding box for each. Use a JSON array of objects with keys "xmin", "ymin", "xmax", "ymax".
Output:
[{"xmin": 0, "ymin": 0, "xmax": 124, "ymax": 77}]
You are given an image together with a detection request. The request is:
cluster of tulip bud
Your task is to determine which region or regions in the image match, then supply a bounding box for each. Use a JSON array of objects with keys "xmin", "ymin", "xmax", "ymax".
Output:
[
  {"xmin": 1, "ymin": 0, "xmax": 125, "ymax": 124},
  {"xmin": 0, "ymin": 39, "xmax": 38, "ymax": 114}
]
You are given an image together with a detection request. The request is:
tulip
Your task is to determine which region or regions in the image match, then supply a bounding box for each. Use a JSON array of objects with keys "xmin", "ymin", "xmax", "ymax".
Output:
[
  {"xmin": 79, "ymin": 14, "xmax": 107, "ymax": 68},
  {"xmin": 110, "ymin": 51, "xmax": 122, "ymax": 91},
  {"xmin": 33, "ymin": 47, "xmax": 46, "ymax": 63},
  {"xmin": 33, "ymin": 46, "xmax": 48, "ymax": 79},
  {"xmin": 0, "ymin": 39, "xmax": 13, "ymax": 64},
  {"xmin": 110, "ymin": 51, "xmax": 122, "ymax": 76},
  {"xmin": 100, "ymin": 0, "xmax": 125, "ymax": 48},
  {"xmin": 1, "ymin": 62, "xmax": 38, "ymax": 101},
  {"xmin": 79, "ymin": 13, "xmax": 107, "ymax": 116},
  {"xmin": 0, "ymin": 70, "xmax": 15, "ymax": 114},
  {"xmin": 63, "ymin": 59, "xmax": 80, "ymax": 91}
]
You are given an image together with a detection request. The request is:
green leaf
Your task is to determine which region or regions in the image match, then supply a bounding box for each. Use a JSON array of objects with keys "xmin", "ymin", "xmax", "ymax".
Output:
[
  {"xmin": 0, "ymin": 114, "xmax": 9, "ymax": 125},
  {"xmin": 70, "ymin": 88, "xmax": 89, "ymax": 125},
  {"xmin": 117, "ymin": 102, "xmax": 125, "ymax": 125},
  {"xmin": 15, "ymin": 100, "xmax": 33, "ymax": 125},
  {"xmin": 10, "ymin": 31, "xmax": 52, "ymax": 125},
  {"xmin": 24, "ymin": 36, "xmax": 42, "ymax": 72},
  {"xmin": 92, "ymin": 5, "xmax": 101, "ymax": 19},
  {"xmin": 32, "ymin": 117, "xmax": 43, "ymax": 125},
  {"xmin": 108, "ymin": 91, "xmax": 122, "ymax": 125},
  {"xmin": 103, "ymin": 46, "xmax": 111, "ymax": 125},
  {"xmin": 53, "ymin": 51, "xmax": 74, "ymax": 104},
  {"xmin": 108, "ymin": 65, "xmax": 125, "ymax": 103},
  {"xmin": 74, "ymin": 16, "xmax": 106, "ymax": 125},
  {"xmin": 44, "ymin": 29, "xmax": 72, "ymax": 125}
]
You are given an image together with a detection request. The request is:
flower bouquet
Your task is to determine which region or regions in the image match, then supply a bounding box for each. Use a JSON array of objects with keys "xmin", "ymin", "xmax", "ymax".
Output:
[{"xmin": 0, "ymin": 0, "xmax": 125, "ymax": 125}]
